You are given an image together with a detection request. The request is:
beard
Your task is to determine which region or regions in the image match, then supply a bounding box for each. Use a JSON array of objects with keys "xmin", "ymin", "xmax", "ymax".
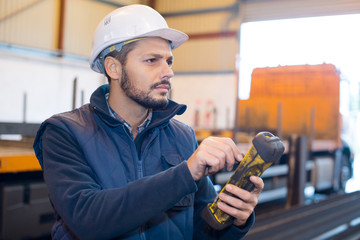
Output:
[{"xmin": 120, "ymin": 67, "xmax": 170, "ymax": 110}]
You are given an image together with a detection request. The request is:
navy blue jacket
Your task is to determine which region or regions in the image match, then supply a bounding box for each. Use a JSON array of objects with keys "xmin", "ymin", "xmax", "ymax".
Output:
[{"xmin": 33, "ymin": 84, "xmax": 254, "ymax": 239}]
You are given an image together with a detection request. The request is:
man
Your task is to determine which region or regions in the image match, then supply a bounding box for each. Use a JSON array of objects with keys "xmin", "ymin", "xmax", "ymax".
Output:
[{"xmin": 34, "ymin": 4, "xmax": 264, "ymax": 240}]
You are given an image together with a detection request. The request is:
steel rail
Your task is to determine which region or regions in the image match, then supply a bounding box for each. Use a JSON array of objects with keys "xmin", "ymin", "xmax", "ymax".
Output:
[{"xmin": 245, "ymin": 191, "xmax": 360, "ymax": 240}]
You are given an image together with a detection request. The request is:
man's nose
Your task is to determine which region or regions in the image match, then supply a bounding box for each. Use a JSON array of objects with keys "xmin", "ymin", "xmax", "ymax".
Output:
[{"xmin": 160, "ymin": 61, "xmax": 174, "ymax": 80}]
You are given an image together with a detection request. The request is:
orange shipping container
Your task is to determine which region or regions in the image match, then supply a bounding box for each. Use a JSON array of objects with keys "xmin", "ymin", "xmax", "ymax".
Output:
[{"xmin": 237, "ymin": 64, "xmax": 340, "ymax": 142}]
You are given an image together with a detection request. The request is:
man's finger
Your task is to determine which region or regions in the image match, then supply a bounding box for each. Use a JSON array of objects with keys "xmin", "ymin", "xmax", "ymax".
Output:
[
  {"xmin": 203, "ymin": 137, "xmax": 240, "ymax": 171},
  {"xmin": 250, "ymin": 176, "xmax": 264, "ymax": 196}
]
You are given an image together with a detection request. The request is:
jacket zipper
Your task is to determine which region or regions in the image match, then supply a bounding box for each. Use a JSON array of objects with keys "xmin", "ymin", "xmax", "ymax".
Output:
[
  {"xmin": 135, "ymin": 128, "xmax": 158, "ymax": 178},
  {"xmin": 136, "ymin": 129, "xmax": 158, "ymax": 240},
  {"xmin": 123, "ymin": 125, "xmax": 148, "ymax": 240}
]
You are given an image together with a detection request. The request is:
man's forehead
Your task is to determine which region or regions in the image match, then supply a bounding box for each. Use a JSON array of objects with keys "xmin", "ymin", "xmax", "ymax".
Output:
[{"xmin": 133, "ymin": 38, "xmax": 173, "ymax": 56}]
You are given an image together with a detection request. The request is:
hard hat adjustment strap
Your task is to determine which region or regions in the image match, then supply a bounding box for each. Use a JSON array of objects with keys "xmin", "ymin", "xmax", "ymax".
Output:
[
  {"xmin": 94, "ymin": 38, "xmax": 148, "ymax": 73},
  {"xmin": 95, "ymin": 42, "xmax": 124, "ymax": 74}
]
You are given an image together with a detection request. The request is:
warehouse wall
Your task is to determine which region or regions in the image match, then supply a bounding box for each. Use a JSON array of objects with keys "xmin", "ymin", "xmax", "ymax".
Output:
[
  {"xmin": 0, "ymin": 47, "xmax": 103, "ymax": 123},
  {"xmin": 242, "ymin": 0, "xmax": 360, "ymax": 22},
  {"xmin": 0, "ymin": 0, "xmax": 147, "ymax": 55},
  {"xmin": 157, "ymin": 0, "xmax": 241, "ymax": 73},
  {"xmin": 0, "ymin": 0, "xmax": 59, "ymax": 51},
  {"xmin": 172, "ymin": 73, "xmax": 237, "ymax": 129}
]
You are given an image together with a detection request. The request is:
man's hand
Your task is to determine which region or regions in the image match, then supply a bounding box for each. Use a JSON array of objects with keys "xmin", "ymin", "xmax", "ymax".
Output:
[
  {"xmin": 186, "ymin": 137, "xmax": 243, "ymax": 181},
  {"xmin": 217, "ymin": 176, "xmax": 264, "ymax": 227}
]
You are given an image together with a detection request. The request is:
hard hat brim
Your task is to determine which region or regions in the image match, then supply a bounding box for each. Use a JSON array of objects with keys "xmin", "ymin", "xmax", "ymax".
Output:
[{"xmin": 137, "ymin": 28, "xmax": 189, "ymax": 49}]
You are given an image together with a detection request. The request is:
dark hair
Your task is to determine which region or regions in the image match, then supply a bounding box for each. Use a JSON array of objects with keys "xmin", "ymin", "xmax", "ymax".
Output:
[{"xmin": 104, "ymin": 41, "xmax": 138, "ymax": 82}]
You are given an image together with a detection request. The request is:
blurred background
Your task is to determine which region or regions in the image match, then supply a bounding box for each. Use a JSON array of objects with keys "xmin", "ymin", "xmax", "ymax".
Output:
[{"xmin": 0, "ymin": 0, "xmax": 359, "ymax": 239}]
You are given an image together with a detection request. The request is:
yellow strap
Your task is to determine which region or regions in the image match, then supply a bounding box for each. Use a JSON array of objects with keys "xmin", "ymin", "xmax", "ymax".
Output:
[{"xmin": 123, "ymin": 36, "xmax": 160, "ymax": 45}]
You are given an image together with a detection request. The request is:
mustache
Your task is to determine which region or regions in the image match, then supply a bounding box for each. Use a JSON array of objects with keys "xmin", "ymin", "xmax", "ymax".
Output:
[{"xmin": 151, "ymin": 80, "xmax": 171, "ymax": 90}]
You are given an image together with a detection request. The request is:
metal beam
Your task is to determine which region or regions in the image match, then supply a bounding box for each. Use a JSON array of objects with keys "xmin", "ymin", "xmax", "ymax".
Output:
[
  {"xmin": 245, "ymin": 191, "xmax": 360, "ymax": 240},
  {"xmin": 0, "ymin": 0, "xmax": 47, "ymax": 23},
  {"xmin": 174, "ymin": 70, "xmax": 235, "ymax": 76},
  {"xmin": 90, "ymin": 0, "xmax": 126, "ymax": 8},
  {"xmin": 188, "ymin": 31, "xmax": 237, "ymax": 40},
  {"xmin": 0, "ymin": 123, "xmax": 41, "ymax": 136},
  {"xmin": 162, "ymin": 4, "xmax": 238, "ymax": 18},
  {"xmin": 57, "ymin": 0, "xmax": 66, "ymax": 55}
]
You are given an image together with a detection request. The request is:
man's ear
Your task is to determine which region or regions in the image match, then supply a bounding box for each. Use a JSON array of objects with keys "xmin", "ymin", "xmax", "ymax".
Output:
[{"xmin": 104, "ymin": 56, "xmax": 121, "ymax": 80}]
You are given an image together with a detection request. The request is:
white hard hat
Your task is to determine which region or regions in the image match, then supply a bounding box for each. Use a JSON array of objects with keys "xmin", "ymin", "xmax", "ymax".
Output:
[{"xmin": 90, "ymin": 4, "xmax": 189, "ymax": 73}]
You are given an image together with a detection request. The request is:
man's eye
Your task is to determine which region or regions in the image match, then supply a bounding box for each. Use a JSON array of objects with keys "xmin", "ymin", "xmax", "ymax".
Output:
[
  {"xmin": 167, "ymin": 60, "xmax": 173, "ymax": 67},
  {"xmin": 146, "ymin": 58, "xmax": 156, "ymax": 63}
]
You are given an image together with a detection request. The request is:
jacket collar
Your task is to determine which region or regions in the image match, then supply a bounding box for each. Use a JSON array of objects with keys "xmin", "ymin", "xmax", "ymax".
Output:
[{"xmin": 90, "ymin": 84, "xmax": 187, "ymax": 128}]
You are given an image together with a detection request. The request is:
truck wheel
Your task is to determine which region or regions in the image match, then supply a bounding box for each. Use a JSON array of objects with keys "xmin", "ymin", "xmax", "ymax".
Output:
[{"xmin": 339, "ymin": 154, "xmax": 351, "ymax": 191}]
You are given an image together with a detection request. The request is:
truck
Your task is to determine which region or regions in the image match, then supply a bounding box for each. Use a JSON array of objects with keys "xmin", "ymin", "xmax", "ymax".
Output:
[{"xmin": 232, "ymin": 63, "xmax": 353, "ymax": 201}]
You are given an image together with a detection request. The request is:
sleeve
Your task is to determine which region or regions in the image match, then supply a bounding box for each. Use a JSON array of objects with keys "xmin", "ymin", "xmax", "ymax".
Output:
[
  {"xmin": 192, "ymin": 173, "xmax": 255, "ymax": 240},
  {"xmin": 41, "ymin": 124, "xmax": 197, "ymax": 239}
]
